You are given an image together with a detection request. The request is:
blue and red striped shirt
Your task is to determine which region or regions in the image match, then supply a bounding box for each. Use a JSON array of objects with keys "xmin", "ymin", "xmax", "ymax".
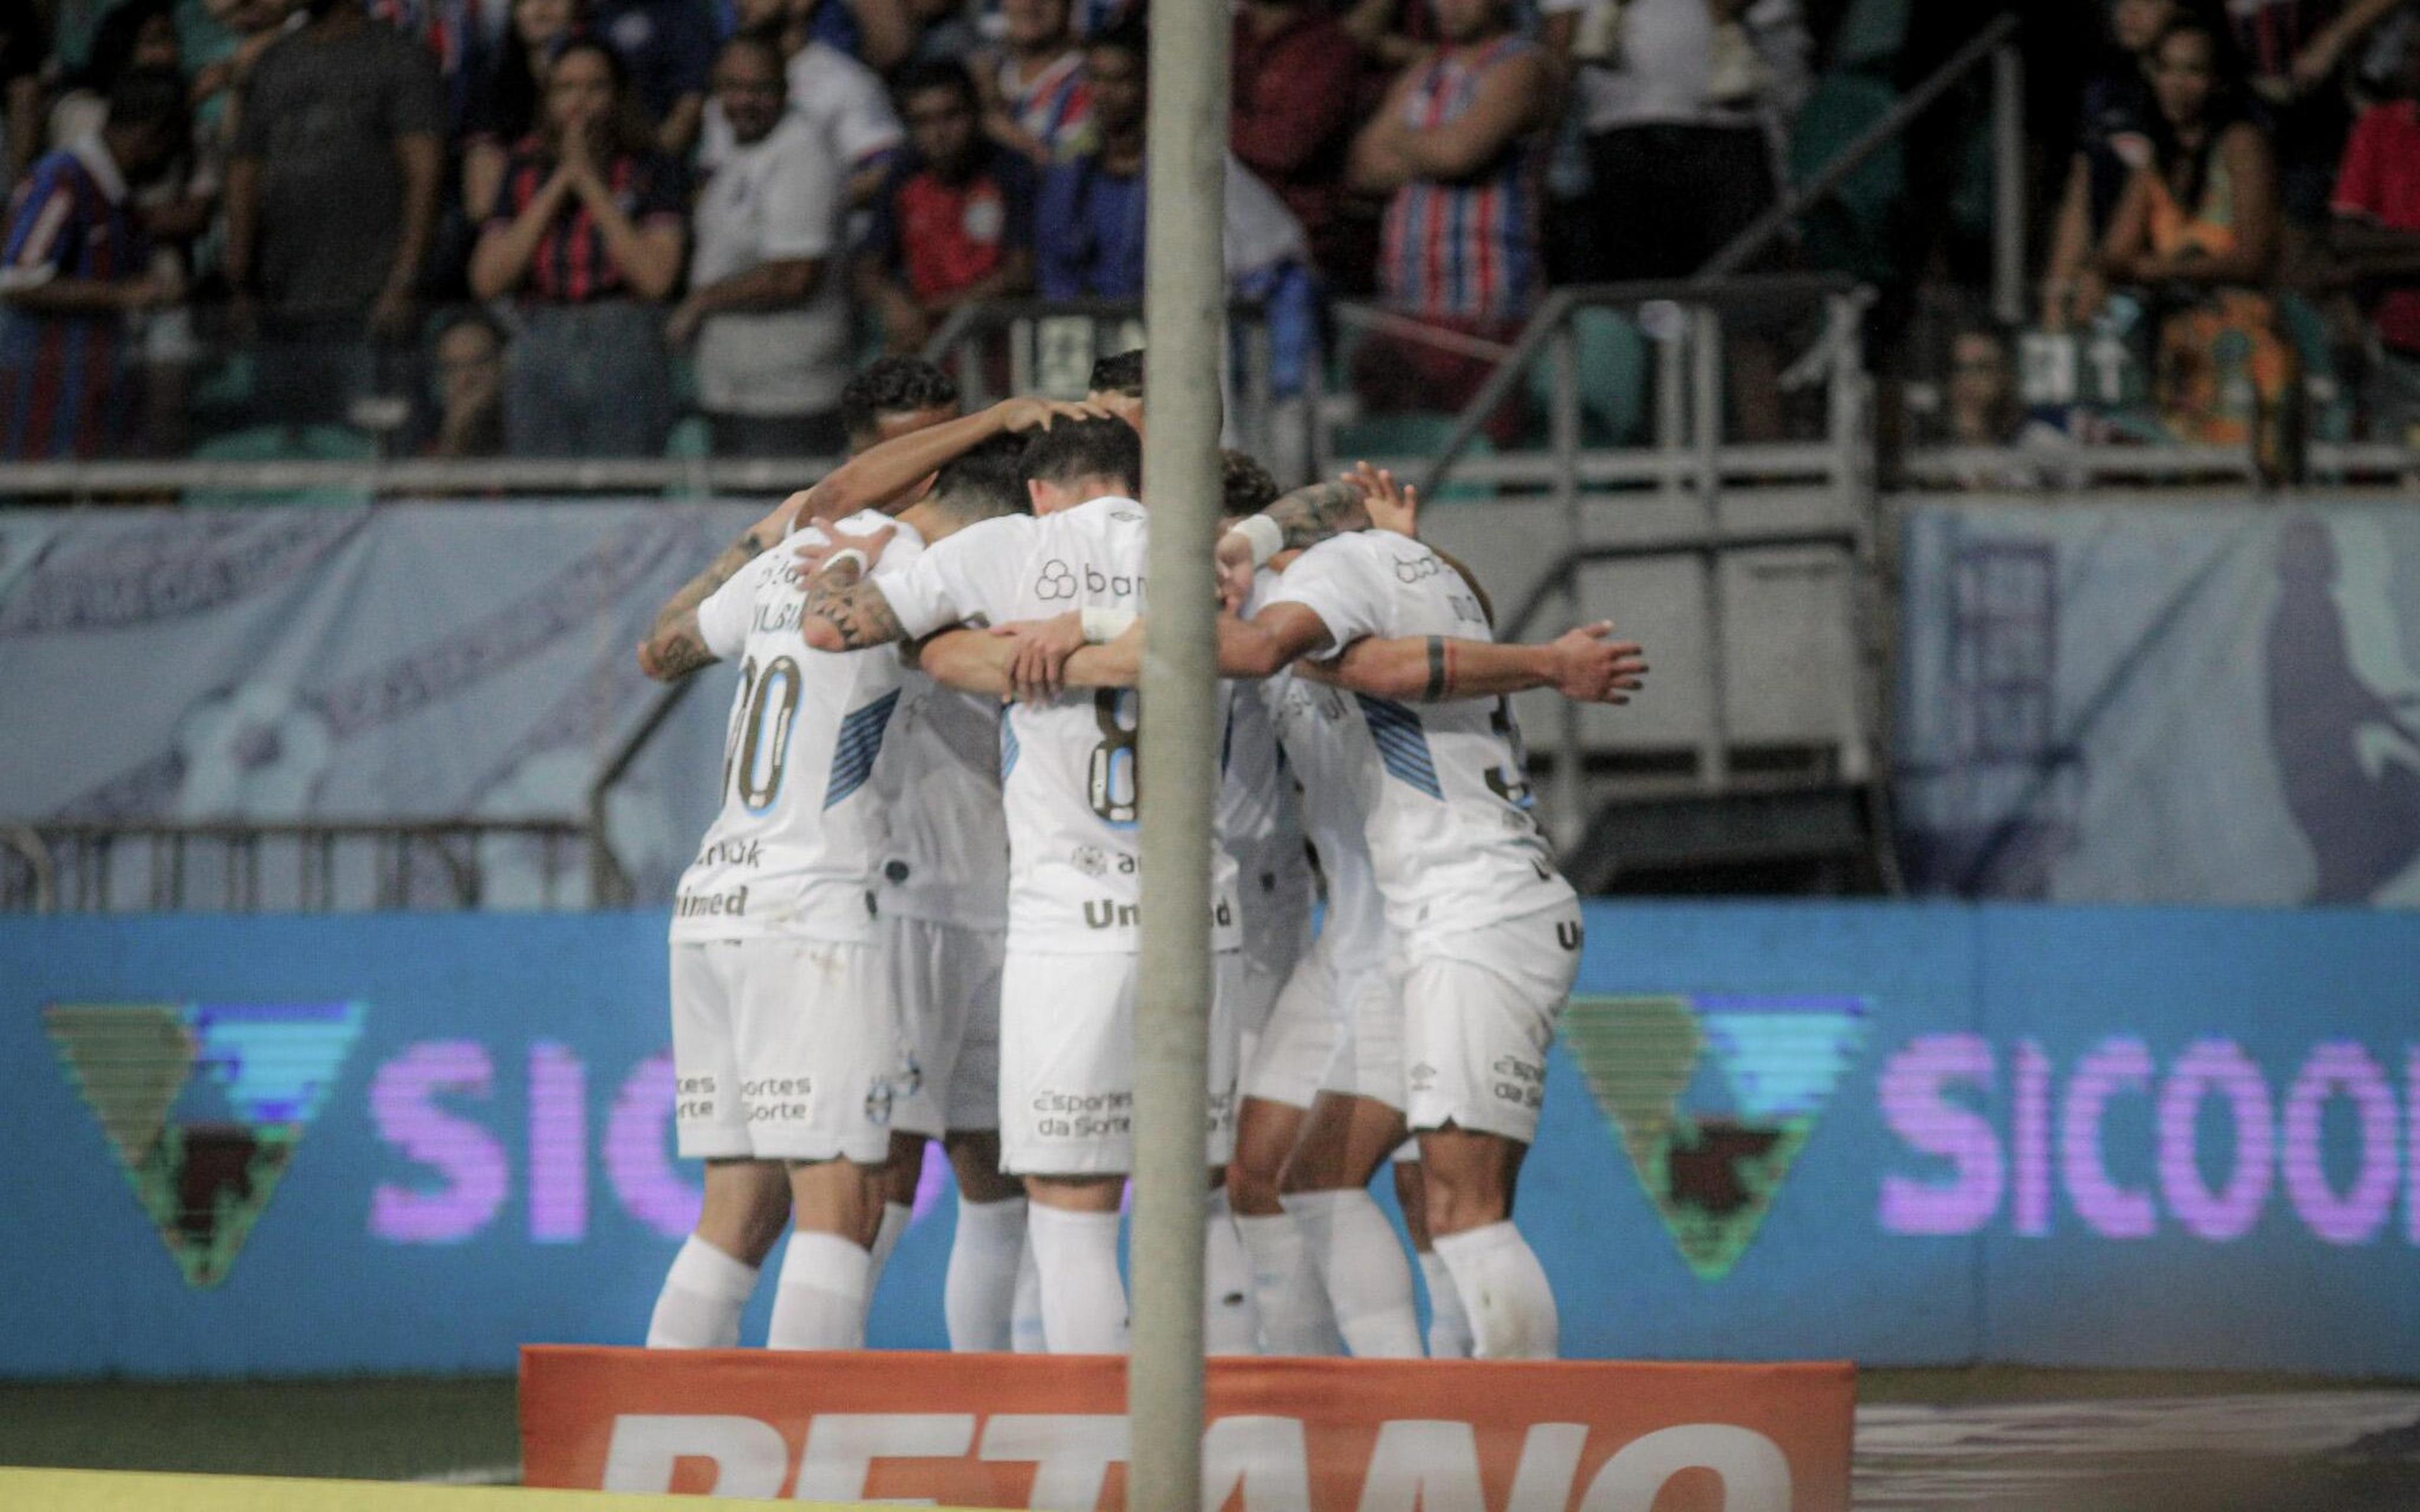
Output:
[
  {"xmin": 0, "ymin": 137, "xmax": 147, "ymax": 459},
  {"xmin": 998, "ymin": 50, "xmax": 1092, "ymax": 161},
  {"xmin": 488, "ymin": 139, "xmax": 687, "ymax": 304},
  {"xmin": 1378, "ymin": 35, "xmax": 1544, "ymax": 326}
]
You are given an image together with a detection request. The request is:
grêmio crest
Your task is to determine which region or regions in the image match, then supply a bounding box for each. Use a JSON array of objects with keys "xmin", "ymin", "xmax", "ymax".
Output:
[
  {"xmin": 45, "ymin": 1002, "xmax": 365, "ymax": 1286},
  {"xmin": 1564, "ymin": 994, "xmax": 1865, "ymax": 1280}
]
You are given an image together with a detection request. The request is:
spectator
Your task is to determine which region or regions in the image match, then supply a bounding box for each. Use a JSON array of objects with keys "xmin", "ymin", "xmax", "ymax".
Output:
[
  {"xmin": 1541, "ymin": 0, "xmax": 1807, "ymax": 285},
  {"xmin": 672, "ymin": 35, "xmax": 849, "ymax": 456},
  {"xmin": 1230, "ymin": 0, "xmax": 1365, "ymax": 292},
  {"xmin": 2100, "ymin": 16, "xmax": 2295, "ymax": 464},
  {"xmin": 2329, "ymin": 19, "xmax": 2420, "ymax": 446},
  {"xmin": 701, "ymin": 0, "xmax": 902, "ymax": 209},
  {"xmin": 2228, "ymin": 0, "xmax": 2404, "ymax": 226},
  {"xmin": 461, "ymin": 0, "xmax": 585, "ymax": 223},
  {"xmin": 425, "ymin": 306, "xmax": 505, "ymax": 457},
  {"xmin": 797, "ymin": 0, "xmax": 914, "ymax": 73},
  {"xmin": 2043, "ymin": 0, "xmax": 2182, "ymax": 329},
  {"xmin": 1035, "ymin": 21, "xmax": 1142, "ymax": 299},
  {"xmin": 861, "ymin": 59, "xmax": 1035, "ymax": 352},
  {"xmin": 224, "ymin": 0, "xmax": 444, "ymax": 429},
  {"xmin": 1347, "ymin": 0, "xmax": 1553, "ymax": 420},
  {"xmin": 0, "ymin": 68, "xmax": 188, "ymax": 458},
  {"xmin": 978, "ymin": 0, "xmax": 1090, "ymax": 164},
  {"xmin": 592, "ymin": 0, "xmax": 715, "ymax": 155},
  {"xmin": 470, "ymin": 36, "xmax": 684, "ymax": 455},
  {"xmin": 1, "ymin": 0, "xmax": 44, "ymax": 189},
  {"xmin": 901, "ymin": 0, "xmax": 978, "ymax": 68},
  {"xmin": 48, "ymin": 0, "xmax": 182, "ymax": 147}
]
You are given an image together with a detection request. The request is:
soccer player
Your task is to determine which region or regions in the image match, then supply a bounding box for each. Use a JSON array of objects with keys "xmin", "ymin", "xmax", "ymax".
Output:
[
  {"xmin": 632, "ymin": 365, "xmax": 1090, "ymax": 1350},
  {"xmin": 1211, "ymin": 472, "xmax": 1636, "ymax": 1358},
  {"xmin": 795, "ymin": 416, "xmax": 1260, "ymax": 1354}
]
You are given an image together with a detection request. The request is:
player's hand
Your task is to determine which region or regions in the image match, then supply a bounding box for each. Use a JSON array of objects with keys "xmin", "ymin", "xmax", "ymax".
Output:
[
  {"xmin": 1352, "ymin": 460, "xmax": 1420, "ymax": 538},
  {"xmin": 1544, "ymin": 621, "xmax": 1648, "ymax": 704},
  {"xmin": 795, "ymin": 520, "xmax": 896, "ymax": 581},
  {"xmin": 993, "ymin": 396, "xmax": 1114, "ymax": 433},
  {"xmin": 991, "ymin": 612, "xmax": 1086, "ymax": 702},
  {"xmin": 1214, "ymin": 529, "xmax": 1259, "ymax": 612}
]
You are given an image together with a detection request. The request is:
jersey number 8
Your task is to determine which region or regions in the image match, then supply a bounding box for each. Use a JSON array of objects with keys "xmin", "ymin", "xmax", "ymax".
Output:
[{"xmin": 1088, "ymin": 689, "xmax": 1140, "ymax": 825}]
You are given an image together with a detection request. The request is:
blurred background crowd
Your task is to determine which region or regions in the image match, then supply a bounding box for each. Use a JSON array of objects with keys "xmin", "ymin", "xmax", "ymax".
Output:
[{"xmin": 2, "ymin": 0, "xmax": 2418, "ymax": 472}]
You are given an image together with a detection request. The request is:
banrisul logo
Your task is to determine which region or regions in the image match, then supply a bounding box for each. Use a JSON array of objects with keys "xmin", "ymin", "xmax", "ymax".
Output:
[
  {"xmin": 44, "ymin": 1002, "xmax": 365, "ymax": 1286},
  {"xmin": 1564, "ymin": 994, "xmax": 1865, "ymax": 1280}
]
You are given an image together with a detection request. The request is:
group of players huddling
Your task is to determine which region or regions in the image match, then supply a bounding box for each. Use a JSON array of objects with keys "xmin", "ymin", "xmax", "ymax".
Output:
[{"xmin": 633, "ymin": 352, "xmax": 1646, "ymax": 1361}]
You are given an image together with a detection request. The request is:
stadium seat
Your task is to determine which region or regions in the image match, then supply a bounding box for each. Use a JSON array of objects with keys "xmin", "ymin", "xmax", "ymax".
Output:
[
  {"xmin": 1524, "ymin": 306, "xmax": 1650, "ymax": 447},
  {"xmin": 1787, "ymin": 71, "xmax": 1906, "ymax": 284},
  {"xmin": 182, "ymin": 425, "xmax": 377, "ymax": 509},
  {"xmin": 1328, "ymin": 412, "xmax": 1497, "ymax": 501}
]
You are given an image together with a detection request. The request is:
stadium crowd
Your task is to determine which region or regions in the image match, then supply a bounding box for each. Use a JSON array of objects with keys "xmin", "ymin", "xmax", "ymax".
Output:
[{"xmin": 1, "ymin": 0, "xmax": 2419, "ymax": 464}]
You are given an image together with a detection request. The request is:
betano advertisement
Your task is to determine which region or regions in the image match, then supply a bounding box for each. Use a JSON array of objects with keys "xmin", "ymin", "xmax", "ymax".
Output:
[{"xmin": 3, "ymin": 903, "xmax": 2415, "ymax": 1378}]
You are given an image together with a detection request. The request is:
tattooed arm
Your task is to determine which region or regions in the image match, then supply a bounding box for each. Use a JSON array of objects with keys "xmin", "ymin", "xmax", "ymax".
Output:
[
  {"xmin": 799, "ymin": 578, "xmax": 912, "ymax": 653},
  {"xmin": 1311, "ymin": 622, "xmax": 1647, "ymax": 703},
  {"xmin": 1214, "ymin": 476, "xmax": 1371, "ymax": 608},
  {"xmin": 635, "ymin": 521, "xmax": 776, "ymax": 683}
]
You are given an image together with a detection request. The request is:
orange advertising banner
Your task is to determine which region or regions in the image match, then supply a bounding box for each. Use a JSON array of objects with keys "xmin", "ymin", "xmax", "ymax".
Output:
[{"xmin": 520, "ymin": 1348, "xmax": 1853, "ymax": 1511}]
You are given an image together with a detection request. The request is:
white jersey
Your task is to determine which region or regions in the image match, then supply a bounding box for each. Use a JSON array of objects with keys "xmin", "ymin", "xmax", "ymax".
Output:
[
  {"xmin": 881, "ymin": 495, "xmax": 1243, "ymax": 954},
  {"xmin": 875, "ymin": 671, "xmax": 1010, "ymax": 929},
  {"xmin": 1219, "ymin": 656, "xmax": 1313, "ymax": 950},
  {"xmin": 1264, "ymin": 668, "xmax": 1391, "ymax": 980},
  {"xmin": 671, "ymin": 510, "xmax": 918, "ymax": 943},
  {"xmin": 1265, "ymin": 531, "xmax": 1576, "ymax": 941}
]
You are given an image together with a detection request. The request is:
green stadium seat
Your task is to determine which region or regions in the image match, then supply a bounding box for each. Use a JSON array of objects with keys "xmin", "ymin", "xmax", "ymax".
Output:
[
  {"xmin": 1526, "ymin": 306, "xmax": 1651, "ymax": 447},
  {"xmin": 183, "ymin": 425, "xmax": 377, "ymax": 509},
  {"xmin": 1330, "ymin": 412, "xmax": 1497, "ymax": 501}
]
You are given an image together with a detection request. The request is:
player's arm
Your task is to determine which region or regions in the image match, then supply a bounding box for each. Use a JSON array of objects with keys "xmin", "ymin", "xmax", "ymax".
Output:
[
  {"xmin": 797, "ymin": 395, "xmax": 1112, "ymax": 524},
  {"xmin": 1218, "ymin": 602, "xmax": 1337, "ymax": 680},
  {"xmin": 916, "ymin": 617, "xmax": 1143, "ymax": 699},
  {"xmin": 635, "ymin": 496, "xmax": 802, "ymax": 681},
  {"xmin": 1214, "ymin": 476, "xmax": 1371, "ymax": 607},
  {"xmin": 1316, "ymin": 622, "xmax": 1648, "ymax": 704},
  {"xmin": 799, "ymin": 578, "xmax": 912, "ymax": 652}
]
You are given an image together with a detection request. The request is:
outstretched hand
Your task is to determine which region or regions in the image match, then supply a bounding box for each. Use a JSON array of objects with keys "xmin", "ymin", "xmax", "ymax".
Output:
[
  {"xmin": 1351, "ymin": 460, "xmax": 1420, "ymax": 538},
  {"xmin": 1545, "ymin": 621, "xmax": 1649, "ymax": 704}
]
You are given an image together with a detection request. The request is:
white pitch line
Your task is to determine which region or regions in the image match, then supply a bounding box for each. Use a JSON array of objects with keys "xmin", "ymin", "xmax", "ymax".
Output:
[{"xmin": 408, "ymin": 1463, "xmax": 522, "ymax": 1486}]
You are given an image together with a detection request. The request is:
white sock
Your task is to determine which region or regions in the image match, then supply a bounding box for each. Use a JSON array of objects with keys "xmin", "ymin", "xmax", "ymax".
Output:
[
  {"xmin": 1286, "ymin": 1189, "xmax": 1421, "ymax": 1357},
  {"xmin": 646, "ymin": 1235, "xmax": 759, "ymax": 1348},
  {"xmin": 1236, "ymin": 1211, "xmax": 1341, "ymax": 1356},
  {"xmin": 1026, "ymin": 1204, "xmax": 1127, "ymax": 1353},
  {"xmin": 1203, "ymin": 1189, "xmax": 1260, "ymax": 1356},
  {"xmin": 766, "ymin": 1230, "xmax": 871, "ymax": 1351},
  {"xmin": 861, "ymin": 1200, "xmax": 911, "ymax": 1329},
  {"xmin": 1010, "ymin": 1237, "xmax": 1046, "ymax": 1353},
  {"xmin": 1417, "ymin": 1249, "xmax": 1473, "ymax": 1358},
  {"xmin": 1431, "ymin": 1222, "xmax": 1558, "ymax": 1360},
  {"xmin": 945, "ymin": 1196, "xmax": 1027, "ymax": 1351}
]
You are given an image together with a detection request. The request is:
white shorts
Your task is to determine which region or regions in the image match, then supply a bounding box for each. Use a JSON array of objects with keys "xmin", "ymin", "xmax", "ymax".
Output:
[
  {"xmin": 1243, "ymin": 929, "xmax": 1345, "ymax": 1111},
  {"xmin": 669, "ymin": 937, "xmax": 909, "ymax": 1164},
  {"xmin": 1402, "ymin": 902, "xmax": 1585, "ymax": 1145},
  {"xmin": 885, "ymin": 914, "xmax": 1005, "ymax": 1139},
  {"xmin": 1319, "ymin": 954, "xmax": 1407, "ymax": 1110},
  {"xmin": 998, "ymin": 948, "xmax": 1240, "ymax": 1176}
]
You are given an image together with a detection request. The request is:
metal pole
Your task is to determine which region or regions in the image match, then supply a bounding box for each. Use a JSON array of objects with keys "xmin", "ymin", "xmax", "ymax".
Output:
[
  {"xmin": 1132, "ymin": 0, "xmax": 1226, "ymax": 1496},
  {"xmin": 1548, "ymin": 325, "xmax": 1584, "ymax": 854},
  {"xmin": 1693, "ymin": 305, "xmax": 1731, "ymax": 793},
  {"xmin": 1991, "ymin": 44, "xmax": 2025, "ymax": 326}
]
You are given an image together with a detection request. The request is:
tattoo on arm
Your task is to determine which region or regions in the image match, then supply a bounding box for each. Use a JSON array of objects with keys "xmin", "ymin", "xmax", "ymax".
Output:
[
  {"xmin": 647, "ymin": 619, "xmax": 718, "ymax": 680},
  {"xmin": 1265, "ymin": 479, "xmax": 1372, "ymax": 552},
  {"xmin": 1424, "ymin": 635, "xmax": 1449, "ymax": 701},
  {"xmin": 647, "ymin": 528, "xmax": 766, "ymax": 646},
  {"xmin": 804, "ymin": 580, "xmax": 908, "ymax": 650}
]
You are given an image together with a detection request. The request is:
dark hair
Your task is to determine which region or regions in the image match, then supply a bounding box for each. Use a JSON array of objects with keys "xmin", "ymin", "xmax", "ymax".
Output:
[
  {"xmin": 894, "ymin": 58, "xmax": 978, "ymax": 110},
  {"xmin": 1022, "ymin": 416, "xmax": 1141, "ymax": 494},
  {"xmin": 79, "ymin": 0, "xmax": 174, "ymax": 93},
  {"xmin": 1087, "ymin": 16, "xmax": 1146, "ymax": 66},
  {"xmin": 928, "ymin": 433, "xmax": 1031, "ymax": 525},
  {"xmin": 478, "ymin": 0, "xmax": 588, "ymax": 147},
  {"xmin": 841, "ymin": 357, "xmax": 960, "ymax": 440},
  {"xmin": 105, "ymin": 66, "xmax": 190, "ymax": 143},
  {"xmin": 2146, "ymin": 15, "xmax": 2251, "ymax": 207},
  {"xmin": 1219, "ymin": 449, "xmax": 1278, "ymax": 518},
  {"xmin": 1087, "ymin": 348, "xmax": 1143, "ymax": 397}
]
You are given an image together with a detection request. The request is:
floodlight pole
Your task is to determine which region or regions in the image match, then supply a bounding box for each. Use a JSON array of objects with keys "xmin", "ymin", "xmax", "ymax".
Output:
[{"xmin": 1130, "ymin": 0, "xmax": 1228, "ymax": 1497}]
